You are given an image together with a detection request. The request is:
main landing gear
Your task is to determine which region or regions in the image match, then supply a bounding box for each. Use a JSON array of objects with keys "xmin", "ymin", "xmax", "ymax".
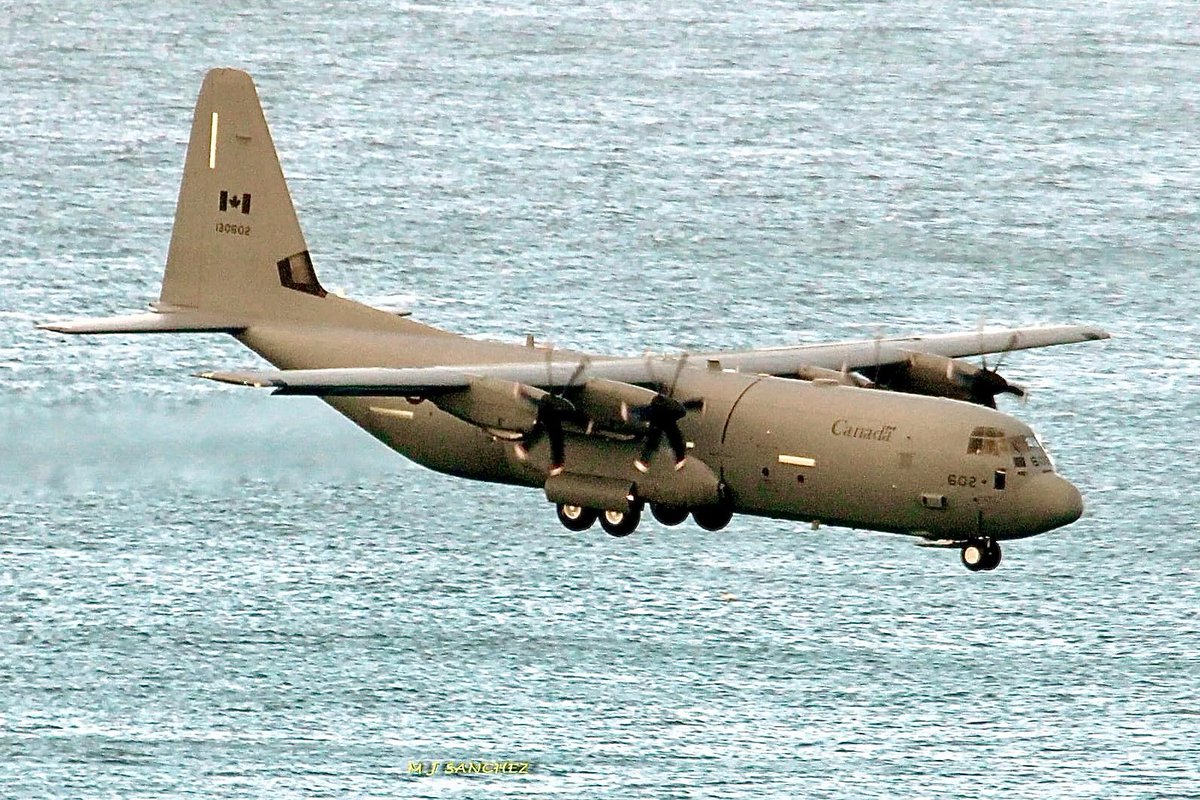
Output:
[
  {"xmin": 960, "ymin": 538, "xmax": 1002, "ymax": 572},
  {"xmin": 556, "ymin": 504, "xmax": 597, "ymax": 532},
  {"xmin": 554, "ymin": 501, "xmax": 732, "ymax": 537},
  {"xmin": 649, "ymin": 503, "xmax": 689, "ymax": 527},
  {"xmin": 599, "ymin": 506, "xmax": 641, "ymax": 537}
]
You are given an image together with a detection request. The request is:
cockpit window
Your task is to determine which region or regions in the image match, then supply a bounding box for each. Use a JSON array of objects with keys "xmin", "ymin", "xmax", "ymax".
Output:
[
  {"xmin": 967, "ymin": 426, "xmax": 1006, "ymax": 456},
  {"xmin": 1009, "ymin": 434, "xmax": 1041, "ymax": 454},
  {"xmin": 1009, "ymin": 434, "xmax": 1053, "ymax": 472}
]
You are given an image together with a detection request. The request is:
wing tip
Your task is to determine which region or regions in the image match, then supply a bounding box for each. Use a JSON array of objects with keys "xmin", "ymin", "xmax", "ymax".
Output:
[
  {"xmin": 196, "ymin": 370, "xmax": 280, "ymax": 389},
  {"xmin": 36, "ymin": 322, "xmax": 71, "ymax": 334}
]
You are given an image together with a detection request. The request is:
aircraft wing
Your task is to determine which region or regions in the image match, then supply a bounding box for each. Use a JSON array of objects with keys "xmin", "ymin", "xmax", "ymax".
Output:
[
  {"xmin": 199, "ymin": 324, "xmax": 1108, "ymax": 395},
  {"xmin": 697, "ymin": 324, "xmax": 1110, "ymax": 375},
  {"xmin": 198, "ymin": 358, "xmax": 664, "ymax": 395}
]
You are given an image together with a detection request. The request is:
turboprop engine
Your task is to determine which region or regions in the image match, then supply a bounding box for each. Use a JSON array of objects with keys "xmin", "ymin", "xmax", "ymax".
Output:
[
  {"xmin": 430, "ymin": 373, "xmax": 706, "ymax": 476},
  {"xmin": 432, "ymin": 376, "xmax": 546, "ymax": 436},
  {"xmin": 870, "ymin": 352, "xmax": 1024, "ymax": 408},
  {"xmin": 573, "ymin": 378, "xmax": 661, "ymax": 434}
]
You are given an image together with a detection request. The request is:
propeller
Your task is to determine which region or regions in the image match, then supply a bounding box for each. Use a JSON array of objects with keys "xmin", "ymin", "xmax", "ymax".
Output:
[
  {"xmin": 973, "ymin": 327, "xmax": 1025, "ymax": 408},
  {"xmin": 633, "ymin": 355, "xmax": 705, "ymax": 473},
  {"xmin": 513, "ymin": 348, "xmax": 589, "ymax": 476},
  {"xmin": 870, "ymin": 327, "xmax": 889, "ymax": 389}
]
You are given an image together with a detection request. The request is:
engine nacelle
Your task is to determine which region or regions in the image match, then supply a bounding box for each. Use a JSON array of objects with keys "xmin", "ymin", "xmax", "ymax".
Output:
[
  {"xmin": 793, "ymin": 365, "xmax": 873, "ymax": 388},
  {"xmin": 433, "ymin": 377, "xmax": 545, "ymax": 435},
  {"xmin": 896, "ymin": 353, "xmax": 976, "ymax": 399},
  {"xmin": 874, "ymin": 352, "xmax": 1022, "ymax": 408},
  {"xmin": 573, "ymin": 378, "xmax": 660, "ymax": 434}
]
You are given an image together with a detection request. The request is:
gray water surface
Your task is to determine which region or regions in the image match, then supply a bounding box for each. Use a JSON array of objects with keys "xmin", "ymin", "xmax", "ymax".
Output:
[{"xmin": 2, "ymin": 2, "xmax": 1198, "ymax": 798}]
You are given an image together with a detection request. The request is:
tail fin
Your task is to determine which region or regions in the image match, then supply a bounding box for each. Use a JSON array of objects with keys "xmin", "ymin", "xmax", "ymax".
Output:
[
  {"xmin": 42, "ymin": 69, "xmax": 420, "ymax": 336},
  {"xmin": 161, "ymin": 69, "xmax": 342, "ymax": 322}
]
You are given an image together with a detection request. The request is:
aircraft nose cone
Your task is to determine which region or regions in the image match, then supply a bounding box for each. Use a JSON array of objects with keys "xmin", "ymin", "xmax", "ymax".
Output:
[
  {"xmin": 1064, "ymin": 480, "xmax": 1084, "ymax": 525},
  {"xmin": 1033, "ymin": 474, "xmax": 1084, "ymax": 531}
]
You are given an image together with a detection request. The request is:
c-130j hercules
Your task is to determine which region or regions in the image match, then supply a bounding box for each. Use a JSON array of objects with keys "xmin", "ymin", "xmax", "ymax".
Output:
[{"xmin": 42, "ymin": 69, "xmax": 1109, "ymax": 572}]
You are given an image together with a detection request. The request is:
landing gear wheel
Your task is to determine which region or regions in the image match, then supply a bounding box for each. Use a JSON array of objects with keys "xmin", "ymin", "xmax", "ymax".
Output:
[
  {"xmin": 961, "ymin": 542, "xmax": 986, "ymax": 572},
  {"xmin": 599, "ymin": 504, "xmax": 642, "ymax": 537},
  {"xmin": 980, "ymin": 539, "xmax": 1002, "ymax": 571},
  {"xmin": 556, "ymin": 504, "xmax": 597, "ymax": 532},
  {"xmin": 650, "ymin": 503, "xmax": 689, "ymax": 527},
  {"xmin": 961, "ymin": 539, "xmax": 1002, "ymax": 572},
  {"xmin": 692, "ymin": 504, "xmax": 733, "ymax": 532}
]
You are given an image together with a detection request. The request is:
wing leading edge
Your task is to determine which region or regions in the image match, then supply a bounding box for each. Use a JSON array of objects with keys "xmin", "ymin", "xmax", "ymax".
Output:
[
  {"xmin": 700, "ymin": 324, "xmax": 1110, "ymax": 376},
  {"xmin": 198, "ymin": 358, "xmax": 665, "ymax": 396},
  {"xmin": 199, "ymin": 323, "xmax": 1108, "ymax": 396}
]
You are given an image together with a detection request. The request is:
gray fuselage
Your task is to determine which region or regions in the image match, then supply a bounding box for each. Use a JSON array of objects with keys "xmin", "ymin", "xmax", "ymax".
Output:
[{"xmin": 239, "ymin": 322, "xmax": 1082, "ymax": 542}]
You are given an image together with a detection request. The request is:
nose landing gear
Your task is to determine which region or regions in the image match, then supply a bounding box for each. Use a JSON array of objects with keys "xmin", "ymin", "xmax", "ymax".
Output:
[{"xmin": 961, "ymin": 538, "xmax": 1002, "ymax": 572}]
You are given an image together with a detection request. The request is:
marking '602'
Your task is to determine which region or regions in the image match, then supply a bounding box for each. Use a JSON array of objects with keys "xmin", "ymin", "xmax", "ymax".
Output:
[{"xmin": 947, "ymin": 474, "xmax": 979, "ymax": 488}]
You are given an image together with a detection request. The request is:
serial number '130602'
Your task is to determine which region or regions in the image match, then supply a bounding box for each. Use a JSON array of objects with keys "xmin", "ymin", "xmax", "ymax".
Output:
[{"xmin": 215, "ymin": 222, "xmax": 251, "ymax": 236}]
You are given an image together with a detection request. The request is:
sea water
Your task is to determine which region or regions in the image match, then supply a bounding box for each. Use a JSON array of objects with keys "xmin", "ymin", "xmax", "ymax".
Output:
[{"xmin": 2, "ymin": 2, "xmax": 1198, "ymax": 797}]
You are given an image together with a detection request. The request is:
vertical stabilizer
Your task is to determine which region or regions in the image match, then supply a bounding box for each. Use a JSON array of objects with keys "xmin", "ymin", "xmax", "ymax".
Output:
[{"xmin": 161, "ymin": 69, "xmax": 328, "ymax": 320}]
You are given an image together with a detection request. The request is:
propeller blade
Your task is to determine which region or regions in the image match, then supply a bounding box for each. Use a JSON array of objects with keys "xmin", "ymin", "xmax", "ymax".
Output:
[
  {"xmin": 663, "ymin": 420, "xmax": 688, "ymax": 468},
  {"xmin": 517, "ymin": 352, "xmax": 588, "ymax": 476},
  {"xmin": 543, "ymin": 411, "xmax": 565, "ymax": 476},
  {"xmin": 564, "ymin": 357, "xmax": 589, "ymax": 390},
  {"xmin": 667, "ymin": 353, "xmax": 689, "ymax": 396},
  {"xmin": 977, "ymin": 318, "xmax": 988, "ymax": 372},
  {"xmin": 970, "ymin": 368, "xmax": 1024, "ymax": 408},
  {"xmin": 991, "ymin": 332, "xmax": 1021, "ymax": 373},
  {"xmin": 635, "ymin": 428, "xmax": 663, "ymax": 473},
  {"xmin": 514, "ymin": 421, "xmax": 539, "ymax": 461},
  {"xmin": 872, "ymin": 328, "xmax": 888, "ymax": 389}
]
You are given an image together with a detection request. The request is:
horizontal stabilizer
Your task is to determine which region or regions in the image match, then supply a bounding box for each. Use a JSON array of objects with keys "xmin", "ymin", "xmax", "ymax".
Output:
[{"xmin": 38, "ymin": 309, "xmax": 247, "ymax": 335}]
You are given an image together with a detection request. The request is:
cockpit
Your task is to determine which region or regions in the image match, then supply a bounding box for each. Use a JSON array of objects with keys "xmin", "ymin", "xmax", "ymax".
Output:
[{"xmin": 966, "ymin": 426, "xmax": 1054, "ymax": 475}]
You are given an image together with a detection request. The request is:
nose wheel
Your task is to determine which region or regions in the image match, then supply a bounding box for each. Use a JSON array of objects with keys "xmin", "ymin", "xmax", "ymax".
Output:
[{"xmin": 961, "ymin": 539, "xmax": 1002, "ymax": 572}]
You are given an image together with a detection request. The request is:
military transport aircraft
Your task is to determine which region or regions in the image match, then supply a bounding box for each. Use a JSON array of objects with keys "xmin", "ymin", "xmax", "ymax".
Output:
[{"xmin": 41, "ymin": 69, "xmax": 1109, "ymax": 572}]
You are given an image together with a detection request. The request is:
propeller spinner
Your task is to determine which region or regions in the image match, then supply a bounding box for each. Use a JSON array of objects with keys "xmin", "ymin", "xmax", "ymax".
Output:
[
  {"xmin": 632, "ymin": 355, "xmax": 704, "ymax": 473},
  {"xmin": 513, "ymin": 352, "xmax": 589, "ymax": 476}
]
